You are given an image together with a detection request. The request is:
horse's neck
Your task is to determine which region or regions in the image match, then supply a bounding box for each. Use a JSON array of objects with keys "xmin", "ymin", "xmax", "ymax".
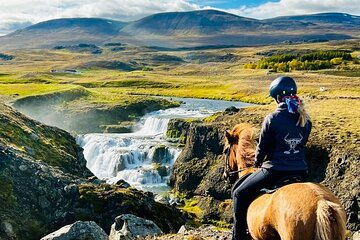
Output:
[{"xmin": 236, "ymin": 142, "xmax": 256, "ymax": 168}]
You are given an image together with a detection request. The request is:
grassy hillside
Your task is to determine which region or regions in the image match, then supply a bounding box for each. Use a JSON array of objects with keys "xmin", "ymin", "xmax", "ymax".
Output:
[{"xmin": 0, "ymin": 39, "xmax": 359, "ymax": 137}]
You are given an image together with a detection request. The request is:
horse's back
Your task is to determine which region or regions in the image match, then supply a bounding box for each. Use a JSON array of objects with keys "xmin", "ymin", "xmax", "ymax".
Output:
[
  {"xmin": 251, "ymin": 182, "xmax": 336, "ymax": 217},
  {"xmin": 248, "ymin": 182, "xmax": 346, "ymax": 240}
]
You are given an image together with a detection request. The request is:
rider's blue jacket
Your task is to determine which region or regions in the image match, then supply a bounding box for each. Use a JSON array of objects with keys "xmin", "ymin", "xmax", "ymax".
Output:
[{"xmin": 255, "ymin": 103, "xmax": 312, "ymax": 171}]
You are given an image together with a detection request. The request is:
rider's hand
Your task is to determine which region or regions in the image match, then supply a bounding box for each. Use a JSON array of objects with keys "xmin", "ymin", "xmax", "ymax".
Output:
[{"xmin": 254, "ymin": 161, "xmax": 262, "ymax": 168}]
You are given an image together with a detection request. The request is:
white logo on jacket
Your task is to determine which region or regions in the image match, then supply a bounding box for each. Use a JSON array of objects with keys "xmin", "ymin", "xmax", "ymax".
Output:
[{"xmin": 284, "ymin": 133, "xmax": 303, "ymax": 154}]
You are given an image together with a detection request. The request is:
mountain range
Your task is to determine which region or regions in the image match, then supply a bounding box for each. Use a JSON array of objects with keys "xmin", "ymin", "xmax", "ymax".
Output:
[{"xmin": 0, "ymin": 10, "xmax": 359, "ymax": 50}]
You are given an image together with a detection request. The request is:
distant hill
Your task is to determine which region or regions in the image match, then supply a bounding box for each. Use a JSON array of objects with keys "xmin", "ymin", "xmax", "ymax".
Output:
[
  {"xmin": 267, "ymin": 12, "xmax": 360, "ymax": 26},
  {"xmin": 0, "ymin": 18, "xmax": 126, "ymax": 49},
  {"xmin": 23, "ymin": 18, "xmax": 125, "ymax": 34},
  {"xmin": 0, "ymin": 10, "xmax": 359, "ymax": 50},
  {"xmin": 121, "ymin": 10, "xmax": 263, "ymax": 34}
]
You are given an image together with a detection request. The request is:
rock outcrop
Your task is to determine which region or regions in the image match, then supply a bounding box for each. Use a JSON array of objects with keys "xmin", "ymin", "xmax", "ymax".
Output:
[
  {"xmin": 166, "ymin": 119, "xmax": 192, "ymax": 144},
  {"xmin": 169, "ymin": 120, "xmax": 232, "ymax": 200},
  {"xmin": 0, "ymin": 103, "xmax": 92, "ymax": 239},
  {"xmin": 109, "ymin": 214, "xmax": 162, "ymax": 239},
  {"xmin": 0, "ymin": 143, "xmax": 85, "ymax": 240},
  {"xmin": 152, "ymin": 145, "xmax": 173, "ymax": 164},
  {"xmin": 13, "ymin": 89, "xmax": 180, "ymax": 133},
  {"xmin": 0, "ymin": 103, "xmax": 91, "ymax": 177},
  {"xmin": 41, "ymin": 221, "xmax": 108, "ymax": 240},
  {"xmin": 77, "ymin": 183, "xmax": 185, "ymax": 234}
]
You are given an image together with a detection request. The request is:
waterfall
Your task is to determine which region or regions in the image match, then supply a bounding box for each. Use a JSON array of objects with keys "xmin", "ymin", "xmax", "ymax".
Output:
[
  {"xmin": 77, "ymin": 113, "xmax": 181, "ymax": 191},
  {"xmin": 138, "ymin": 117, "xmax": 170, "ymax": 135},
  {"xmin": 78, "ymin": 97, "xmax": 252, "ymax": 193}
]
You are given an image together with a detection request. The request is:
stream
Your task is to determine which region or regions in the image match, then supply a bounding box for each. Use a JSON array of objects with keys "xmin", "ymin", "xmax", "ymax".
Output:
[{"xmin": 76, "ymin": 97, "xmax": 252, "ymax": 193}]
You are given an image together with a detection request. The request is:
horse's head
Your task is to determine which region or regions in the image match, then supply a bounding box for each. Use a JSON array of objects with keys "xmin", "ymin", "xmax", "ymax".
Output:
[{"xmin": 223, "ymin": 123, "xmax": 257, "ymax": 184}]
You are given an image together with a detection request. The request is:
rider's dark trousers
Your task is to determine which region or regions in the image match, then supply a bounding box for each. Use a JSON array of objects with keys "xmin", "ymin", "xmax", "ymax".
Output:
[{"xmin": 232, "ymin": 168, "xmax": 307, "ymax": 240}]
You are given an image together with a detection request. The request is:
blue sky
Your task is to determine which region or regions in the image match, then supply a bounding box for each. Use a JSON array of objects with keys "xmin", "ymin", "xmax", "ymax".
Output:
[
  {"xmin": 0, "ymin": 0, "xmax": 359, "ymax": 35},
  {"xmin": 191, "ymin": 0, "xmax": 278, "ymax": 8}
]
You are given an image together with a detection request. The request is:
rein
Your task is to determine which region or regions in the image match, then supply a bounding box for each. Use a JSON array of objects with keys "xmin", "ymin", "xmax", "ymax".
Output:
[
  {"xmin": 223, "ymin": 145, "xmax": 249, "ymax": 179},
  {"xmin": 228, "ymin": 168, "xmax": 247, "ymax": 175}
]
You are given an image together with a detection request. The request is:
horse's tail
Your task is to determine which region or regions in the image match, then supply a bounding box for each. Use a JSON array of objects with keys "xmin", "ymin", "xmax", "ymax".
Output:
[{"xmin": 315, "ymin": 199, "xmax": 347, "ymax": 240}]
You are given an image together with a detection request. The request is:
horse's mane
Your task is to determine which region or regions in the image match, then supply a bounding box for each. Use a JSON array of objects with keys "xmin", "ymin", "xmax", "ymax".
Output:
[{"xmin": 226, "ymin": 123, "xmax": 257, "ymax": 168}]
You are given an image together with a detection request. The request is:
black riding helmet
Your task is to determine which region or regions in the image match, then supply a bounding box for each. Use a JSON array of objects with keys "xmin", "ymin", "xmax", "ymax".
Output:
[{"xmin": 269, "ymin": 76, "xmax": 297, "ymax": 99}]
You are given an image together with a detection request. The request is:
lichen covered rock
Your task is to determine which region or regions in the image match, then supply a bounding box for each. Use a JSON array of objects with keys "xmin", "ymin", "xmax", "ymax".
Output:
[
  {"xmin": 109, "ymin": 214, "xmax": 162, "ymax": 239},
  {"xmin": 41, "ymin": 221, "xmax": 108, "ymax": 240}
]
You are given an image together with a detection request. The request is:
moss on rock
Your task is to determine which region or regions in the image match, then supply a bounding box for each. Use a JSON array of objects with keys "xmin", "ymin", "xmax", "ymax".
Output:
[
  {"xmin": 0, "ymin": 103, "xmax": 91, "ymax": 177},
  {"xmin": 78, "ymin": 183, "xmax": 186, "ymax": 233},
  {"xmin": 0, "ymin": 176, "xmax": 16, "ymax": 208}
]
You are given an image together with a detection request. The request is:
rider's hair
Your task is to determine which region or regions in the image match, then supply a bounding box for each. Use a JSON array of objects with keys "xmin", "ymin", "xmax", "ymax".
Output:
[{"xmin": 297, "ymin": 99, "xmax": 310, "ymax": 127}]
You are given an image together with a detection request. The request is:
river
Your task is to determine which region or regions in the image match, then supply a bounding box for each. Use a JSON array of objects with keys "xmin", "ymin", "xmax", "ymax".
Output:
[{"xmin": 76, "ymin": 97, "xmax": 252, "ymax": 193}]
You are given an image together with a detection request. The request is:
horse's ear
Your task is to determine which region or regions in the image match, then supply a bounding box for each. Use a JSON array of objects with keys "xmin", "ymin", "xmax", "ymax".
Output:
[{"xmin": 225, "ymin": 130, "xmax": 232, "ymax": 141}]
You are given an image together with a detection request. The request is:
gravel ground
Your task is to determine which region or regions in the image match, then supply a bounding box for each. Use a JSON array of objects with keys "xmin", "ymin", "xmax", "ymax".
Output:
[{"xmin": 145, "ymin": 225, "xmax": 232, "ymax": 240}]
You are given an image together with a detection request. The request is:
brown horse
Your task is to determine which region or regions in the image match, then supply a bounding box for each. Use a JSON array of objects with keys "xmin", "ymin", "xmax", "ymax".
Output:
[{"xmin": 224, "ymin": 123, "xmax": 347, "ymax": 240}]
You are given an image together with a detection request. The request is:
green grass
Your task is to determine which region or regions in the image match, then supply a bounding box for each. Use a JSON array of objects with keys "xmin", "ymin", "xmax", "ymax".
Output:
[
  {"xmin": 0, "ymin": 83, "xmax": 78, "ymax": 97},
  {"xmin": 179, "ymin": 198, "xmax": 203, "ymax": 218},
  {"xmin": 0, "ymin": 40, "xmax": 359, "ymax": 145},
  {"xmin": 322, "ymin": 70, "xmax": 360, "ymax": 77}
]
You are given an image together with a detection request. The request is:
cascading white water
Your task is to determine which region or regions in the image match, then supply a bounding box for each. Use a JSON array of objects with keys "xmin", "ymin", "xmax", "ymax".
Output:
[
  {"xmin": 77, "ymin": 97, "xmax": 253, "ymax": 193},
  {"xmin": 78, "ymin": 131, "xmax": 181, "ymax": 190},
  {"xmin": 77, "ymin": 114, "xmax": 182, "ymax": 192},
  {"xmin": 136, "ymin": 117, "xmax": 170, "ymax": 135}
]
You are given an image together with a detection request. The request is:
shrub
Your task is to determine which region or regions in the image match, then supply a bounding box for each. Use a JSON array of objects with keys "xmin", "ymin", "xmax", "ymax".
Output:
[
  {"xmin": 142, "ymin": 66, "xmax": 153, "ymax": 71},
  {"xmin": 244, "ymin": 63, "xmax": 256, "ymax": 69},
  {"xmin": 330, "ymin": 58, "xmax": 343, "ymax": 65},
  {"xmin": 249, "ymin": 50, "xmax": 353, "ymax": 72}
]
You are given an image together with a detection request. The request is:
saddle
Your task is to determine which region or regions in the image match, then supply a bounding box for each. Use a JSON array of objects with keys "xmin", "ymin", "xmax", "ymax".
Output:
[{"xmin": 260, "ymin": 175, "xmax": 303, "ymax": 194}]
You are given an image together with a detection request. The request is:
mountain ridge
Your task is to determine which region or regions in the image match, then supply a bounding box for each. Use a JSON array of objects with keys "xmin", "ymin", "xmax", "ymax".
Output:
[
  {"xmin": 0, "ymin": 10, "xmax": 359, "ymax": 49},
  {"xmin": 121, "ymin": 9, "xmax": 263, "ymax": 34}
]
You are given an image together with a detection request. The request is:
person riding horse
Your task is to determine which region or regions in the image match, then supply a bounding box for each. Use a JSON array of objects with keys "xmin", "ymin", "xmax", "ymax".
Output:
[{"xmin": 232, "ymin": 76, "xmax": 312, "ymax": 240}]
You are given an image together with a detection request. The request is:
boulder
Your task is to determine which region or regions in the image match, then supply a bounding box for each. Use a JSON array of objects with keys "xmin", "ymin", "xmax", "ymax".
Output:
[
  {"xmin": 177, "ymin": 225, "xmax": 193, "ymax": 234},
  {"xmin": 152, "ymin": 145, "xmax": 172, "ymax": 164},
  {"xmin": 166, "ymin": 119, "xmax": 192, "ymax": 144},
  {"xmin": 224, "ymin": 106, "xmax": 240, "ymax": 113},
  {"xmin": 1, "ymin": 221, "xmax": 16, "ymax": 239},
  {"xmin": 41, "ymin": 221, "xmax": 108, "ymax": 240},
  {"xmin": 88, "ymin": 176, "xmax": 104, "ymax": 185},
  {"xmin": 113, "ymin": 179, "xmax": 131, "ymax": 188},
  {"xmin": 109, "ymin": 214, "xmax": 162, "ymax": 239}
]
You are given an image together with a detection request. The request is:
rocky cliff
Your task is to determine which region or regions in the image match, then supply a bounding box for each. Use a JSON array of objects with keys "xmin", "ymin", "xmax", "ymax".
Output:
[
  {"xmin": 0, "ymin": 103, "xmax": 185, "ymax": 239},
  {"xmin": 169, "ymin": 105, "xmax": 359, "ymax": 232},
  {"xmin": 13, "ymin": 89, "xmax": 179, "ymax": 134},
  {"xmin": 0, "ymin": 103, "xmax": 90, "ymax": 177}
]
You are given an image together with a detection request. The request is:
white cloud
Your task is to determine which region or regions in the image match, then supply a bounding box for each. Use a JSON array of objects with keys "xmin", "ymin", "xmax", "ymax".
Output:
[
  {"xmin": 227, "ymin": 0, "xmax": 360, "ymax": 19},
  {"xmin": 0, "ymin": 0, "xmax": 359, "ymax": 35},
  {"xmin": 0, "ymin": 0, "xmax": 200, "ymax": 35}
]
